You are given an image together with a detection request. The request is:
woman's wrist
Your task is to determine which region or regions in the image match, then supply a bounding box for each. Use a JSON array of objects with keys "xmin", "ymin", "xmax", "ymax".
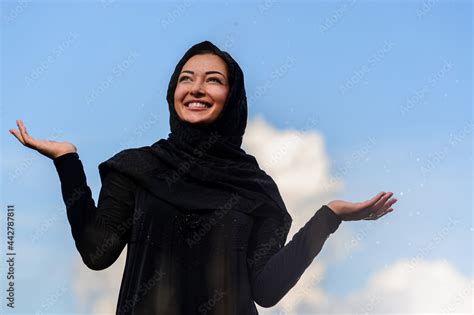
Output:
[
  {"xmin": 54, "ymin": 150, "xmax": 78, "ymax": 160},
  {"xmin": 53, "ymin": 151, "xmax": 79, "ymax": 166},
  {"xmin": 321, "ymin": 204, "xmax": 343, "ymax": 232},
  {"xmin": 326, "ymin": 202, "xmax": 339, "ymax": 216}
]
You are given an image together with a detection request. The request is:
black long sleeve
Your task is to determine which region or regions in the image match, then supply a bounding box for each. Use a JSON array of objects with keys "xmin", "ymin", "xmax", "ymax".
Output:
[
  {"xmin": 53, "ymin": 152, "xmax": 136, "ymax": 270},
  {"xmin": 247, "ymin": 204, "xmax": 342, "ymax": 308}
]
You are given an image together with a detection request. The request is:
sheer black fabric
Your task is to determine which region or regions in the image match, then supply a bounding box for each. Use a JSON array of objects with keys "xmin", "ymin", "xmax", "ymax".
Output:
[{"xmin": 54, "ymin": 152, "xmax": 342, "ymax": 314}]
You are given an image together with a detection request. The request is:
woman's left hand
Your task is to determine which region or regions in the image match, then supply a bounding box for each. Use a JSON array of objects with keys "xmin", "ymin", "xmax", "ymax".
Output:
[{"xmin": 327, "ymin": 191, "xmax": 397, "ymax": 221}]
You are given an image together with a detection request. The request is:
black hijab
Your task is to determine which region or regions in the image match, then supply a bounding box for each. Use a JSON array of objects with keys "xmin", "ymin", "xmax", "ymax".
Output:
[{"xmin": 98, "ymin": 40, "xmax": 292, "ymax": 244}]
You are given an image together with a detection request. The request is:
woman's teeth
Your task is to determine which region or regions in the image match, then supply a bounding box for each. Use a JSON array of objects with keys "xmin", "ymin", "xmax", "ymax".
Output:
[{"xmin": 187, "ymin": 102, "xmax": 210, "ymax": 108}]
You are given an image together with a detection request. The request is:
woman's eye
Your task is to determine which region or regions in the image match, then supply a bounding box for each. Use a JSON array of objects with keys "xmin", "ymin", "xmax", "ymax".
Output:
[{"xmin": 178, "ymin": 76, "xmax": 221, "ymax": 83}]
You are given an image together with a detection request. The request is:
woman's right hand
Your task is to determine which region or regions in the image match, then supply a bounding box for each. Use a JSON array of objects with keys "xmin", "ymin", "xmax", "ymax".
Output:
[
  {"xmin": 9, "ymin": 119, "xmax": 77, "ymax": 160},
  {"xmin": 327, "ymin": 191, "xmax": 397, "ymax": 221}
]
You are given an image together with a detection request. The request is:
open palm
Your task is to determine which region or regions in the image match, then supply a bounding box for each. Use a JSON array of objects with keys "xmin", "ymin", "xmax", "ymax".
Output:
[
  {"xmin": 9, "ymin": 119, "xmax": 77, "ymax": 160},
  {"xmin": 328, "ymin": 192, "xmax": 397, "ymax": 221}
]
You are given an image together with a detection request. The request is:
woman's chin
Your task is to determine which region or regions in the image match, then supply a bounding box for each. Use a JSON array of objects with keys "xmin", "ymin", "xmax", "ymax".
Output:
[{"xmin": 183, "ymin": 116, "xmax": 212, "ymax": 126}]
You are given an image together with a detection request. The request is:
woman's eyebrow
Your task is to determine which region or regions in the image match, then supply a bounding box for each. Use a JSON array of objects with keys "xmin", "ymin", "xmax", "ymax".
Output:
[{"xmin": 180, "ymin": 70, "xmax": 226, "ymax": 77}]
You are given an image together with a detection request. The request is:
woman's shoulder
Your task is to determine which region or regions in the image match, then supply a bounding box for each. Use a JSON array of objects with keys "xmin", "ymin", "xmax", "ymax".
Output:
[{"xmin": 98, "ymin": 145, "xmax": 156, "ymax": 184}]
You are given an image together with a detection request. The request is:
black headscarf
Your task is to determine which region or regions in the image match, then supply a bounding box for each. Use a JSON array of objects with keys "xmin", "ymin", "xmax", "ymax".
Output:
[{"xmin": 98, "ymin": 40, "xmax": 292, "ymax": 244}]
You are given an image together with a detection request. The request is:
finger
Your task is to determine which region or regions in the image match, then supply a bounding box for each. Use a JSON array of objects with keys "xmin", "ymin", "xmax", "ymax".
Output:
[
  {"xmin": 371, "ymin": 192, "xmax": 393, "ymax": 213},
  {"xmin": 363, "ymin": 207, "xmax": 393, "ymax": 220},
  {"xmin": 16, "ymin": 120, "xmax": 27, "ymax": 143},
  {"xmin": 17, "ymin": 119, "xmax": 29, "ymax": 139},
  {"xmin": 17, "ymin": 119, "xmax": 35, "ymax": 147},
  {"xmin": 355, "ymin": 193, "xmax": 384, "ymax": 219},
  {"xmin": 9, "ymin": 128, "xmax": 25, "ymax": 145},
  {"xmin": 362, "ymin": 193, "xmax": 394, "ymax": 220},
  {"xmin": 359, "ymin": 192, "xmax": 390, "ymax": 218},
  {"xmin": 360, "ymin": 191, "xmax": 386, "ymax": 208},
  {"xmin": 374, "ymin": 207, "xmax": 394, "ymax": 220},
  {"xmin": 376, "ymin": 197, "xmax": 397, "ymax": 214}
]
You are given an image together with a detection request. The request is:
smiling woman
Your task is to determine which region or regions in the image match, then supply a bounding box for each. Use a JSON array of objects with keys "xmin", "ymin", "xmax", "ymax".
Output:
[
  {"xmin": 174, "ymin": 53, "xmax": 230, "ymax": 126},
  {"xmin": 8, "ymin": 40, "xmax": 396, "ymax": 315}
]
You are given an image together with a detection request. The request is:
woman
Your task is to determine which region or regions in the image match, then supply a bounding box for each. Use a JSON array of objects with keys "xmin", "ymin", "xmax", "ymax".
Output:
[{"xmin": 9, "ymin": 40, "xmax": 397, "ymax": 314}]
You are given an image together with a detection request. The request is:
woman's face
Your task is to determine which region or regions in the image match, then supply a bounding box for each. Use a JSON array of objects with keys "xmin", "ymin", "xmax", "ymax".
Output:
[{"xmin": 174, "ymin": 53, "xmax": 229, "ymax": 126}]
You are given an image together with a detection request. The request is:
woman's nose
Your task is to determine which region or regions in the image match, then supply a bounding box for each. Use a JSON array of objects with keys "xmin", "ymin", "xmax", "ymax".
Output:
[{"xmin": 190, "ymin": 79, "xmax": 205, "ymax": 95}]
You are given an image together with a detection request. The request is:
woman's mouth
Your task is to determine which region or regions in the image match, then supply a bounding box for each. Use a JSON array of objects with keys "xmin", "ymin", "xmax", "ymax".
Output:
[{"xmin": 184, "ymin": 102, "xmax": 212, "ymax": 111}]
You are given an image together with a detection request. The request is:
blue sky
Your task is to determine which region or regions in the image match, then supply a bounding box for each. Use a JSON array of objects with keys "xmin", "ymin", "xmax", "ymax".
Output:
[{"xmin": 1, "ymin": 0, "xmax": 472, "ymax": 313}]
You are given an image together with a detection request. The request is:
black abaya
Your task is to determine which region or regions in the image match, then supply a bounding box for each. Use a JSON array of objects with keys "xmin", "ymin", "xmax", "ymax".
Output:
[
  {"xmin": 54, "ymin": 40, "xmax": 343, "ymax": 314},
  {"xmin": 54, "ymin": 152, "xmax": 341, "ymax": 314}
]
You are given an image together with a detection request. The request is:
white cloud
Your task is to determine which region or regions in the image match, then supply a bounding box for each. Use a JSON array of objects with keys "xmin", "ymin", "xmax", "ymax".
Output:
[
  {"xmin": 259, "ymin": 259, "xmax": 473, "ymax": 314},
  {"xmin": 72, "ymin": 249, "xmax": 126, "ymax": 314},
  {"xmin": 243, "ymin": 115, "xmax": 343, "ymax": 238},
  {"xmin": 243, "ymin": 115, "xmax": 343, "ymax": 208}
]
